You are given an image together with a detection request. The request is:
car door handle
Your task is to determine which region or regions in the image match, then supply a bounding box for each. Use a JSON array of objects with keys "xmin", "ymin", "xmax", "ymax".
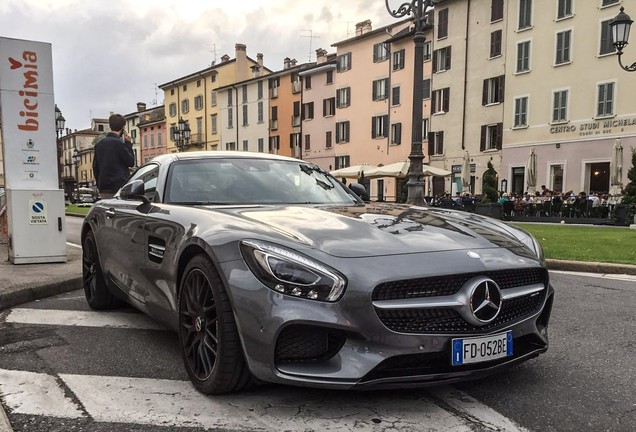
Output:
[{"xmin": 105, "ymin": 209, "xmax": 115, "ymax": 219}]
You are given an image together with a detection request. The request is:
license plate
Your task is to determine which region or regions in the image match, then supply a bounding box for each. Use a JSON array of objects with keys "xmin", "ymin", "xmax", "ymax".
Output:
[{"xmin": 451, "ymin": 331, "xmax": 513, "ymax": 366}]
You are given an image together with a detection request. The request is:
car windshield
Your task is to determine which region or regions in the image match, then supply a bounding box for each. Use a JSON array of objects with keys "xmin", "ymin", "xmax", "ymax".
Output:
[{"xmin": 165, "ymin": 158, "xmax": 361, "ymax": 205}]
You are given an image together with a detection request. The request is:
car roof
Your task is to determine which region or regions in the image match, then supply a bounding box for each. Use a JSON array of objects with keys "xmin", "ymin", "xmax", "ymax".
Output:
[{"xmin": 151, "ymin": 151, "xmax": 304, "ymax": 165}]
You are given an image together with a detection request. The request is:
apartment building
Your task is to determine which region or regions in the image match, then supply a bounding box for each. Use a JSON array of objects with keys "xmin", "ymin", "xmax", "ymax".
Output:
[
  {"xmin": 502, "ymin": 0, "xmax": 633, "ymax": 196},
  {"xmin": 159, "ymin": 44, "xmax": 267, "ymax": 153},
  {"xmin": 124, "ymin": 102, "xmax": 154, "ymax": 167},
  {"xmin": 297, "ymin": 49, "xmax": 338, "ymax": 171},
  {"xmin": 138, "ymin": 106, "xmax": 166, "ymax": 163},
  {"xmin": 217, "ymin": 68, "xmax": 270, "ymax": 153}
]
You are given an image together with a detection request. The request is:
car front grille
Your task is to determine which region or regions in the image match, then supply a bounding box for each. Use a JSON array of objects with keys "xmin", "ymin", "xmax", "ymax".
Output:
[{"xmin": 373, "ymin": 268, "xmax": 548, "ymax": 335}]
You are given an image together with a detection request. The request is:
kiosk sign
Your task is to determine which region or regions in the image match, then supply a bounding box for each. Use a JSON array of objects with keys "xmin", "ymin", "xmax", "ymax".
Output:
[{"xmin": 29, "ymin": 199, "xmax": 48, "ymax": 224}]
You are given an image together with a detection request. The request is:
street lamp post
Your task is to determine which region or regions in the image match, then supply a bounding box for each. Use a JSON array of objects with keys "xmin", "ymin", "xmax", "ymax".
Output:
[
  {"xmin": 610, "ymin": 7, "xmax": 635, "ymax": 72},
  {"xmin": 171, "ymin": 117, "xmax": 191, "ymax": 152},
  {"xmin": 72, "ymin": 148, "xmax": 79, "ymax": 193},
  {"xmin": 54, "ymin": 105, "xmax": 65, "ymax": 189},
  {"xmin": 385, "ymin": 0, "xmax": 434, "ymax": 206}
]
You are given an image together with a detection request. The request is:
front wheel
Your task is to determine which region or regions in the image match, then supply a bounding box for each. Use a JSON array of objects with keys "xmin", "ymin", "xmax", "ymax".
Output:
[
  {"xmin": 178, "ymin": 254, "xmax": 252, "ymax": 394},
  {"xmin": 82, "ymin": 230, "xmax": 120, "ymax": 310}
]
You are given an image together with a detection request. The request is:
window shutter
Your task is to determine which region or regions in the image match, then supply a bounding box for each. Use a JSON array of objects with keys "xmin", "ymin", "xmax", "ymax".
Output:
[
  {"xmin": 383, "ymin": 115, "xmax": 389, "ymax": 137},
  {"xmin": 371, "ymin": 117, "xmax": 377, "ymax": 138},
  {"xmin": 438, "ymin": 132, "xmax": 444, "ymax": 154},
  {"xmin": 293, "ymin": 101, "xmax": 300, "ymax": 117},
  {"xmin": 443, "ymin": 88, "xmax": 449, "ymax": 112},
  {"xmin": 431, "ymin": 90, "xmax": 437, "ymax": 111},
  {"xmin": 428, "ymin": 132, "xmax": 435, "ymax": 154},
  {"xmin": 423, "ymin": 79, "xmax": 431, "ymax": 99},
  {"xmin": 336, "ymin": 90, "xmax": 341, "ymax": 107},
  {"xmin": 323, "ymin": 99, "xmax": 327, "ymax": 117},
  {"xmin": 432, "ymin": 50, "xmax": 438, "ymax": 72},
  {"xmin": 345, "ymin": 121, "xmax": 350, "ymax": 142},
  {"xmin": 372, "ymin": 81, "xmax": 377, "ymax": 101},
  {"xmin": 498, "ymin": 76, "xmax": 505, "ymax": 103},
  {"xmin": 396, "ymin": 123, "xmax": 402, "ymax": 144},
  {"xmin": 445, "ymin": 46, "xmax": 452, "ymax": 70},
  {"xmin": 496, "ymin": 123, "xmax": 503, "ymax": 150},
  {"xmin": 480, "ymin": 125, "xmax": 486, "ymax": 151},
  {"xmin": 346, "ymin": 87, "xmax": 351, "ymax": 106},
  {"xmin": 482, "ymin": 79, "xmax": 488, "ymax": 105},
  {"xmin": 310, "ymin": 103, "xmax": 314, "ymax": 119},
  {"xmin": 271, "ymin": 106, "xmax": 277, "ymax": 120}
]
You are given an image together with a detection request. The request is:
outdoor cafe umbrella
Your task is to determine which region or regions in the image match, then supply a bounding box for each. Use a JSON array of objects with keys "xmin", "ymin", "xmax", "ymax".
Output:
[
  {"xmin": 461, "ymin": 151, "xmax": 471, "ymax": 193},
  {"xmin": 609, "ymin": 139, "xmax": 623, "ymax": 196},
  {"xmin": 364, "ymin": 160, "xmax": 452, "ymax": 179},
  {"xmin": 329, "ymin": 164, "xmax": 374, "ymax": 179},
  {"xmin": 526, "ymin": 148, "xmax": 537, "ymax": 195}
]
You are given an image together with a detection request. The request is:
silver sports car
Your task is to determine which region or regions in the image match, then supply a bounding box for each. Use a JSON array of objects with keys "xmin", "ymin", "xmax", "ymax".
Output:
[{"xmin": 81, "ymin": 151, "xmax": 553, "ymax": 394}]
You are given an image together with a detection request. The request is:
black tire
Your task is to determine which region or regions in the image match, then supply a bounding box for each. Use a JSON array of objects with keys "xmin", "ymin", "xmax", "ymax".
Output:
[
  {"xmin": 82, "ymin": 230, "xmax": 120, "ymax": 310},
  {"xmin": 178, "ymin": 254, "xmax": 252, "ymax": 394}
]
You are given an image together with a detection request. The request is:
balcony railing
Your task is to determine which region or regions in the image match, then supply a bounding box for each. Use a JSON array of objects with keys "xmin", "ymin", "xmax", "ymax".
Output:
[
  {"xmin": 291, "ymin": 115, "xmax": 301, "ymax": 127},
  {"xmin": 292, "ymin": 81, "xmax": 301, "ymax": 94}
]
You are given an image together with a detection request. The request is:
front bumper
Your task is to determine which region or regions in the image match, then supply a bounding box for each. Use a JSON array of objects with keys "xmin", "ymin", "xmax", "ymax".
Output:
[{"xmin": 221, "ymin": 248, "xmax": 554, "ymax": 390}]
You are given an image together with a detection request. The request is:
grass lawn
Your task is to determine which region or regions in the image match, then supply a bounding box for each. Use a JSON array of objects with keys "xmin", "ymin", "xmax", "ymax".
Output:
[
  {"xmin": 513, "ymin": 223, "xmax": 636, "ymax": 266},
  {"xmin": 65, "ymin": 204, "xmax": 91, "ymax": 217}
]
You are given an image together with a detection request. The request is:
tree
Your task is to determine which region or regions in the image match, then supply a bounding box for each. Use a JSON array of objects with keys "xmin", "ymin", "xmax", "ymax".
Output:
[{"xmin": 621, "ymin": 148, "xmax": 636, "ymax": 224}]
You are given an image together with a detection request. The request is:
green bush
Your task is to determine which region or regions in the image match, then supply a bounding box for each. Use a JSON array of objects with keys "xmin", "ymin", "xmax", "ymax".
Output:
[{"xmin": 621, "ymin": 148, "xmax": 636, "ymax": 224}]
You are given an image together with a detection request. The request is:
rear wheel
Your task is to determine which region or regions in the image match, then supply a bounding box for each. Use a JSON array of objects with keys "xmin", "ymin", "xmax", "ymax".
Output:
[
  {"xmin": 178, "ymin": 254, "xmax": 252, "ymax": 394},
  {"xmin": 82, "ymin": 230, "xmax": 120, "ymax": 309}
]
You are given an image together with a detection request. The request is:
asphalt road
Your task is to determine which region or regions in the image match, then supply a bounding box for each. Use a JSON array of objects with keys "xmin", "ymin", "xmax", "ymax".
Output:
[{"xmin": 0, "ymin": 271, "xmax": 634, "ymax": 431}]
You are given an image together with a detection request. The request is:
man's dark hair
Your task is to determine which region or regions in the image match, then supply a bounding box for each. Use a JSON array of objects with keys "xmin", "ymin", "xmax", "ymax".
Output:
[{"xmin": 109, "ymin": 114, "xmax": 126, "ymax": 131}]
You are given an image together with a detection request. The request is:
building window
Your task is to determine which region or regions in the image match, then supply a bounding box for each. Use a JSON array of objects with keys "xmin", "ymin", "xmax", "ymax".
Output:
[
  {"xmin": 432, "ymin": 87, "xmax": 450, "ymax": 113},
  {"xmin": 428, "ymin": 131, "xmax": 444, "ymax": 155},
  {"xmin": 270, "ymin": 77, "xmax": 279, "ymax": 98},
  {"xmin": 269, "ymin": 136, "xmax": 280, "ymax": 153},
  {"xmin": 170, "ymin": 89, "xmax": 175, "ymax": 96},
  {"xmin": 270, "ymin": 106, "xmax": 278, "ymax": 130},
  {"xmin": 602, "ymin": 0, "xmax": 618, "ymax": 5},
  {"xmin": 335, "ymin": 155, "xmax": 350, "ymax": 170},
  {"xmin": 390, "ymin": 123, "xmax": 402, "ymax": 145},
  {"xmin": 194, "ymin": 95, "xmax": 203, "ymax": 110},
  {"xmin": 517, "ymin": 40, "xmax": 531, "ymax": 72},
  {"xmin": 326, "ymin": 70, "xmax": 333, "ymax": 84},
  {"xmin": 555, "ymin": 30, "xmax": 571, "ymax": 65},
  {"xmin": 336, "ymin": 52, "xmax": 352, "ymax": 72},
  {"xmin": 600, "ymin": 19, "xmax": 617, "ymax": 55},
  {"xmin": 557, "ymin": 0, "xmax": 572, "ymax": 19},
  {"xmin": 242, "ymin": 140, "xmax": 248, "ymax": 151},
  {"xmin": 242, "ymin": 105, "xmax": 248, "ymax": 126},
  {"xmin": 323, "ymin": 97, "xmax": 336, "ymax": 117},
  {"xmin": 490, "ymin": 30, "xmax": 502, "ymax": 58},
  {"xmin": 423, "ymin": 41, "xmax": 432, "ymax": 61},
  {"xmin": 227, "ymin": 89, "xmax": 233, "ymax": 106},
  {"xmin": 491, "ymin": 0, "xmax": 504, "ymax": 22},
  {"xmin": 482, "ymin": 75, "xmax": 505, "ymax": 105},
  {"xmin": 326, "ymin": 131, "xmax": 333, "ymax": 149},
  {"xmin": 373, "ymin": 42, "xmax": 389, "ymax": 62},
  {"xmin": 292, "ymin": 101, "xmax": 301, "ymax": 126},
  {"xmin": 257, "ymin": 101, "xmax": 264, "ymax": 123},
  {"xmin": 422, "ymin": 118, "xmax": 429, "ymax": 138},
  {"xmin": 371, "ymin": 115, "xmax": 388, "ymax": 139},
  {"xmin": 393, "ymin": 49, "xmax": 405, "ymax": 70},
  {"xmin": 336, "ymin": 121, "xmax": 350, "ymax": 143},
  {"xmin": 392, "ymin": 86, "xmax": 401, "ymax": 106},
  {"xmin": 519, "ymin": 0, "xmax": 532, "ymax": 30},
  {"xmin": 552, "ymin": 89, "xmax": 568, "ymax": 122},
  {"xmin": 181, "ymin": 99, "xmax": 189, "ymax": 113},
  {"xmin": 242, "ymin": 85, "xmax": 248, "ymax": 104},
  {"xmin": 336, "ymin": 87, "xmax": 351, "ymax": 108},
  {"xmin": 228, "ymin": 107, "xmax": 234, "ymax": 128},
  {"xmin": 182, "ymin": 84, "xmax": 187, "ymax": 92},
  {"xmin": 210, "ymin": 91, "xmax": 217, "ymax": 107},
  {"xmin": 480, "ymin": 123, "xmax": 503, "ymax": 151},
  {"xmin": 258, "ymin": 138, "xmax": 264, "ymax": 152},
  {"xmin": 372, "ymin": 78, "xmax": 389, "ymax": 101},
  {"xmin": 514, "ymin": 96, "xmax": 528, "ymax": 127},
  {"xmin": 597, "ymin": 82, "xmax": 615, "ymax": 117},
  {"xmin": 422, "ymin": 79, "xmax": 431, "ymax": 99},
  {"xmin": 304, "ymin": 134, "xmax": 311, "ymax": 151},
  {"xmin": 432, "ymin": 46, "xmax": 452, "ymax": 73},
  {"xmin": 169, "ymin": 103, "xmax": 177, "ymax": 117},
  {"xmin": 226, "ymin": 142, "xmax": 236, "ymax": 151},
  {"xmin": 438, "ymin": 8, "xmax": 449, "ymax": 39},
  {"xmin": 302, "ymin": 102, "xmax": 314, "ymax": 120},
  {"xmin": 211, "ymin": 114, "xmax": 217, "ymax": 134},
  {"xmin": 305, "ymin": 75, "xmax": 312, "ymax": 90}
]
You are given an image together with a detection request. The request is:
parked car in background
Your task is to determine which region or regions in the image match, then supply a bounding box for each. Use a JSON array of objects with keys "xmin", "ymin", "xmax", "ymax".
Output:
[{"xmin": 81, "ymin": 151, "xmax": 553, "ymax": 395}]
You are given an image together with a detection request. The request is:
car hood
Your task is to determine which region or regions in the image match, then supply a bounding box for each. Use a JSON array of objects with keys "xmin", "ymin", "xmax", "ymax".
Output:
[{"xmin": 216, "ymin": 203, "xmax": 533, "ymax": 259}]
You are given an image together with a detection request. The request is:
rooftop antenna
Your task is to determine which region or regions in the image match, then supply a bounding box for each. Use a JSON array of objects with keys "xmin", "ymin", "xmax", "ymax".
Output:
[
  {"xmin": 209, "ymin": 43, "xmax": 218, "ymax": 66},
  {"xmin": 153, "ymin": 83, "xmax": 158, "ymax": 106},
  {"xmin": 300, "ymin": 30, "xmax": 320, "ymax": 62},
  {"xmin": 339, "ymin": 21, "xmax": 354, "ymax": 38}
]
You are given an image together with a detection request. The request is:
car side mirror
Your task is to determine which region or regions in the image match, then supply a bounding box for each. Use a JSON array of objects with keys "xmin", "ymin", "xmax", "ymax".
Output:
[{"xmin": 119, "ymin": 180, "xmax": 150, "ymax": 204}]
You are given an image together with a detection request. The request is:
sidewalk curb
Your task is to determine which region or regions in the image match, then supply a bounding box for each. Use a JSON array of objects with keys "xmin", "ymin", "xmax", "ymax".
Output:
[
  {"xmin": 546, "ymin": 259, "xmax": 636, "ymax": 275},
  {"xmin": 0, "ymin": 277, "xmax": 83, "ymax": 311}
]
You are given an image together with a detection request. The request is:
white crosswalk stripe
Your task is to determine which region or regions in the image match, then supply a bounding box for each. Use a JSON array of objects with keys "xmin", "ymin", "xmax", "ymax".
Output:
[{"xmin": 0, "ymin": 306, "xmax": 530, "ymax": 431}]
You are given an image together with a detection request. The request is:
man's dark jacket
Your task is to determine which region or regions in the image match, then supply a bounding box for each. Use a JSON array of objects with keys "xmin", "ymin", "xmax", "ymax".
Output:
[{"xmin": 93, "ymin": 133, "xmax": 135, "ymax": 193}]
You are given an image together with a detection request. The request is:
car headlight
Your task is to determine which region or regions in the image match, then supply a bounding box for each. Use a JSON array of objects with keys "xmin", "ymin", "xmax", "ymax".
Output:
[{"xmin": 240, "ymin": 240, "xmax": 346, "ymax": 302}]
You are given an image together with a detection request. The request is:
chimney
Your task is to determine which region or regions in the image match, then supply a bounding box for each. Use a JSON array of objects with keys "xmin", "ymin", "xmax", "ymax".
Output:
[
  {"xmin": 137, "ymin": 102, "xmax": 147, "ymax": 112},
  {"xmin": 221, "ymin": 54, "xmax": 230, "ymax": 63},
  {"xmin": 355, "ymin": 19, "xmax": 372, "ymax": 36},
  {"xmin": 235, "ymin": 43, "xmax": 247, "ymax": 78},
  {"xmin": 251, "ymin": 65, "xmax": 260, "ymax": 78},
  {"xmin": 290, "ymin": 58, "xmax": 297, "ymax": 67},
  {"xmin": 257, "ymin": 53, "xmax": 264, "ymax": 68},
  {"xmin": 316, "ymin": 48, "xmax": 328, "ymax": 64},
  {"xmin": 283, "ymin": 57, "xmax": 291, "ymax": 69}
]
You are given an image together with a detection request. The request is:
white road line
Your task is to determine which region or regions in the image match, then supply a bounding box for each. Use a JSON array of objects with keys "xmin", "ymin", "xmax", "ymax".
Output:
[
  {"xmin": 6, "ymin": 308, "xmax": 165, "ymax": 330},
  {"xmin": 0, "ymin": 369, "xmax": 84, "ymax": 418},
  {"xmin": 66, "ymin": 242, "xmax": 81, "ymax": 249},
  {"xmin": 429, "ymin": 386, "xmax": 530, "ymax": 432},
  {"xmin": 550, "ymin": 270, "xmax": 636, "ymax": 282}
]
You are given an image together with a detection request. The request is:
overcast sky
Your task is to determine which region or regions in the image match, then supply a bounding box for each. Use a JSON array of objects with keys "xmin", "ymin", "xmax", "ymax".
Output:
[{"xmin": 1, "ymin": 0, "xmax": 398, "ymax": 131}]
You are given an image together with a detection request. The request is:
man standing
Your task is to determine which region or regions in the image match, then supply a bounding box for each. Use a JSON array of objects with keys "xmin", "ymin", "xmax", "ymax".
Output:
[{"xmin": 93, "ymin": 114, "xmax": 135, "ymax": 199}]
